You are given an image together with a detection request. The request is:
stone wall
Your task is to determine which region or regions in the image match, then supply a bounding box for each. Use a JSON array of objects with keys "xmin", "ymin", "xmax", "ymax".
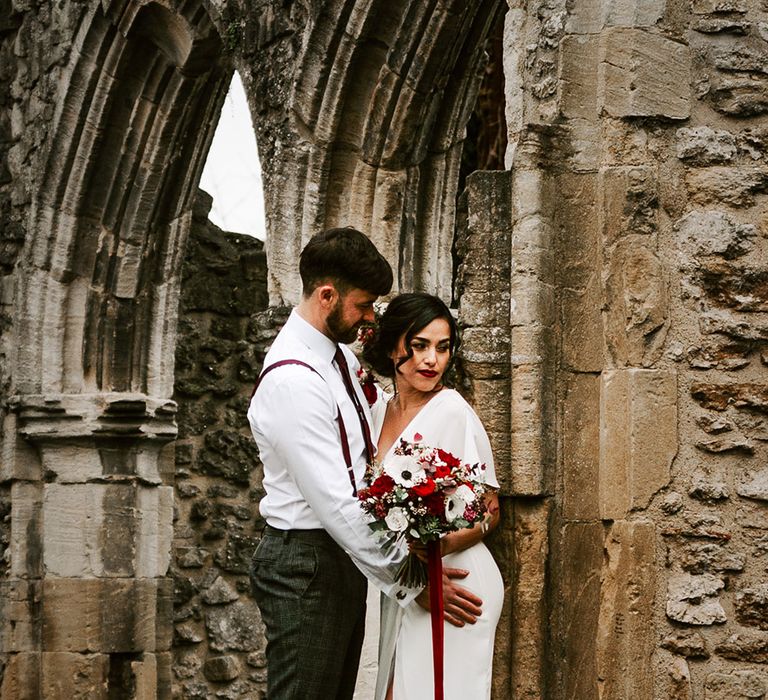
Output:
[
  {"xmin": 171, "ymin": 192, "xmax": 275, "ymax": 699},
  {"xmin": 0, "ymin": 0, "xmax": 767, "ymax": 697},
  {"xmin": 499, "ymin": 0, "xmax": 768, "ymax": 697}
]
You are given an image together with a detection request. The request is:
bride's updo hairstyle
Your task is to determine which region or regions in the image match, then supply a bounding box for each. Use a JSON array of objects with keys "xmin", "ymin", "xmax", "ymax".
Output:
[{"xmin": 363, "ymin": 292, "xmax": 459, "ymax": 378}]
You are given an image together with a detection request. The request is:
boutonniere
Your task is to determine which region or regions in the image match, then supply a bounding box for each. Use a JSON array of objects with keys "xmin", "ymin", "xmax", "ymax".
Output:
[
  {"xmin": 356, "ymin": 324, "xmax": 378, "ymax": 407},
  {"xmin": 356, "ymin": 366, "xmax": 378, "ymax": 407}
]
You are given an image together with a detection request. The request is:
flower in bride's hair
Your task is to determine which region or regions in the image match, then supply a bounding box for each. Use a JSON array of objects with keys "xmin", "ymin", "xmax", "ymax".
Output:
[
  {"xmin": 384, "ymin": 454, "xmax": 425, "ymax": 488},
  {"xmin": 384, "ymin": 507, "xmax": 409, "ymax": 532}
]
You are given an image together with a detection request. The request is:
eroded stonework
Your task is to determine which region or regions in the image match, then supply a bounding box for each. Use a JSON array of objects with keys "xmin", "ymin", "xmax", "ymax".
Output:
[{"xmin": 0, "ymin": 0, "xmax": 767, "ymax": 698}]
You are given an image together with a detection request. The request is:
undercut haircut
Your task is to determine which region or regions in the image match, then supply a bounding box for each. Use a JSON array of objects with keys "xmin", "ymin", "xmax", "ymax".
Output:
[{"xmin": 299, "ymin": 227, "xmax": 393, "ymax": 297}]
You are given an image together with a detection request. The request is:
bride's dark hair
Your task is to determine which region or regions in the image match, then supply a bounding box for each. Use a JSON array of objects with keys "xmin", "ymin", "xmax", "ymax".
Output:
[{"xmin": 363, "ymin": 292, "xmax": 460, "ymax": 379}]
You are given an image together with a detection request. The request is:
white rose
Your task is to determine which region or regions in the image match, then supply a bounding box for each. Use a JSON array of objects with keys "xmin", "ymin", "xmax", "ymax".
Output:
[
  {"xmin": 454, "ymin": 484, "xmax": 475, "ymax": 504},
  {"xmin": 385, "ymin": 507, "xmax": 409, "ymax": 532}
]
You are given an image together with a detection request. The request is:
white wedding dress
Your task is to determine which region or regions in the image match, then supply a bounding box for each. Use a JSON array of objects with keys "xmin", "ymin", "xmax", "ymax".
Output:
[{"xmin": 371, "ymin": 388, "xmax": 503, "ymax": 700}]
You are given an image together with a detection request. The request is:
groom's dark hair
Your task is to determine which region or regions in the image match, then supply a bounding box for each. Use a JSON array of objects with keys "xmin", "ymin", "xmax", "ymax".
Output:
[{"xmin": 299, "ymin": 227, "xmax": 393, "ymax": 297}]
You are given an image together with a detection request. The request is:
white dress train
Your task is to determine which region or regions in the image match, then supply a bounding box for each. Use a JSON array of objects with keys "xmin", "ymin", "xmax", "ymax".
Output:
[{"xmin": 371, "ymin": 388, "xmax": 503, "ymax": 700}]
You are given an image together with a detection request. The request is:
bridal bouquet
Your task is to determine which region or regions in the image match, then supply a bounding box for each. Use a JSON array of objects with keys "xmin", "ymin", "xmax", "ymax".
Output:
[{"xmin": 358, "ymin": 433, "xmax": 488, "ymax": 587}]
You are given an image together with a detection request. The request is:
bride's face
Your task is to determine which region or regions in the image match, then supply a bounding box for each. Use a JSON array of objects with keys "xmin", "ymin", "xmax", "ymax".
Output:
[{"xmin": 391, "ymin": 317, "xmax": 452, "ymax": 394}]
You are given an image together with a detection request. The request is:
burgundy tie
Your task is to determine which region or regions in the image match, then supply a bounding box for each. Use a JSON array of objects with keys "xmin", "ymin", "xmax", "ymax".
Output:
[{"xmin": 334, "ymin": 346, "xmax": 376, "ymax": 464}]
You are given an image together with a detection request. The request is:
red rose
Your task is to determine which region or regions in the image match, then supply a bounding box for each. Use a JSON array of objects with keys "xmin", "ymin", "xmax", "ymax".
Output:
[
  {"xmin": 433, "ymin": 465, "xmax": 451, "ymax": 479},
  {"xmin": 437, "ymin": 449, "xmax": 461, "ymax": 468},
  {"xmin": 424, "ymin": 491, "xmax": 444, "ymax": 516},
  {"xmin": 411, "ymin": 478, "xmax": 436, "ymax": 497},
  {"xmin": 369, "ymin": 474, "xmax": 396, "ymax": 498}
]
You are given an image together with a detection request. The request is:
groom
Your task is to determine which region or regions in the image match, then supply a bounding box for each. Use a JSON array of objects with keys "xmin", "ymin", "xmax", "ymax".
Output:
[{"xmin": 248, "ymin": 227, "xmax": 483, "ymax": 699}]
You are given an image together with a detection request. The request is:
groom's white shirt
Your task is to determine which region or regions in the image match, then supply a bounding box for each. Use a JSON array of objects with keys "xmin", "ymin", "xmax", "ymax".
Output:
[{"xmin": 248, "ymin": 309, "xmax": 417, "ymax": 605}]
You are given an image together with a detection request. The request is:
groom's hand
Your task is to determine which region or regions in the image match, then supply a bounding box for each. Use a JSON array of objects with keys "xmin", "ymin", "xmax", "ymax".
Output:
[{"xmin": 414, "ymin": 567, "xmax": 483, "ymax": 627}]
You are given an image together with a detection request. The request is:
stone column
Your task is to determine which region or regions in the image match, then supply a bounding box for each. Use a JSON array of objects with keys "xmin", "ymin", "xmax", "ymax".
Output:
[{"xmin": 0, "ymin": 393, "xmax": 175, "ymax": 697}]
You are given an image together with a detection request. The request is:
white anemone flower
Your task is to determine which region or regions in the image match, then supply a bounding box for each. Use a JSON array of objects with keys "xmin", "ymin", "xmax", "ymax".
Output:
[
  {"xmin": 384, "ymin": 454, "xmax": 425, "ymax": 488},
  {"xmin": 384, "ymin": 507, "xmax": 409, "ymax": 532},
  {"xmin": 445, "ymin": 494, "xmax": 465, "ymax": 522}
]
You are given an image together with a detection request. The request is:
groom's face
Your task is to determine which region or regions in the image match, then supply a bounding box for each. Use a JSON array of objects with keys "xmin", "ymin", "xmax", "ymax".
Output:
[{"xmin": 327, "ymin": 288, "xmax": 377, "ymax": 344}]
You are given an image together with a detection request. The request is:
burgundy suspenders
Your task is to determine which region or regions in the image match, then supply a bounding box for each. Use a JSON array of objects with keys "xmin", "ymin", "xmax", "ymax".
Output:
[{"xmin": 252, "ymin": 360, "xmax": 357, "ymax": 496}]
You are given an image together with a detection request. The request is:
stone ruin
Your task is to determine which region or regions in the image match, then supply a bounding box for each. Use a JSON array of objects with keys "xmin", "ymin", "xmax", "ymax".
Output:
[{"xmin": 0, "ymin": 0, "xmax": 767, "ymax": 698}]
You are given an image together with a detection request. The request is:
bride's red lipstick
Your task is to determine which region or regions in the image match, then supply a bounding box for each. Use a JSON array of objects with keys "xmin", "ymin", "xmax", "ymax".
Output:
[{"xmin": 418, "ymin": 370, "xmax": 438, "ymax": 378}]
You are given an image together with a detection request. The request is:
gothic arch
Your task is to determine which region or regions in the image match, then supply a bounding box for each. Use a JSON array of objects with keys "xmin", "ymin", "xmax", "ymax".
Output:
[
  {"xmin": 16, "ymin": 0, "xmax": 228, "ymax": 398},
  {"xmin": 259, "ymin": 0, "xmax": 505, "ymax": 303},
  {"xmin": 2, "ymin": 1, "xmax": 230, "ymax": 694}
]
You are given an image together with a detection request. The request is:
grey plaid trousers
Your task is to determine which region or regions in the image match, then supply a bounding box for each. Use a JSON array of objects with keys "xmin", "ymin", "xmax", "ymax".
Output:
[{"xmin": 251, "ymin": 526, "xmax": 368, "ymax": 699}]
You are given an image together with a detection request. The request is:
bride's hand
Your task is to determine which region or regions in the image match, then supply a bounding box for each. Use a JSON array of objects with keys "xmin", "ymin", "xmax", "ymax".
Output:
[{"xmin": 414, "ymin": 567, "xmax": 483, "ymax": 627}]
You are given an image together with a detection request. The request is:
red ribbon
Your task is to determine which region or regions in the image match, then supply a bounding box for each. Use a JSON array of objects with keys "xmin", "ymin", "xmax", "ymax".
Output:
[{"xmin": 427, "ymin": 540, "xmax": 444, "ymax": 700}]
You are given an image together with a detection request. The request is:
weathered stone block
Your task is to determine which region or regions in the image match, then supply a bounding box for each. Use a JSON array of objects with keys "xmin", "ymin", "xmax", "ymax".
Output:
[
  {"xmin": 675, "ymin": 210, "xmax": 756, "ymax": 260},
  {"xmin": 0, "ymin": 414, "xmax": 41, "ymax": 482},
  {"xmin": 599, "ymin": 29, "xmax": 691, "ymax": 119},
  {"xmin": 0, "ymin": 580, "xmax": 40, "ymax": 651},
  {"xmin": 685, "ymin": 167, "xmax": 768, "ymax": 208},
  {"xmin": 676, "ymin": 127, "xmax": 737, "ymax": 165},
  {"xmin": 737, "ymin": 468, "xmax": 768, "ymax": 502},
  {"xmin": 705, "ymin": 670, "xmax": 768, "ymax": 699},
  {"xmin": 461, "ymin": 327, "xmax": 511, "ymax": 374},
  {"xmin": 135, "ymin": 485, "xmax": 173, "ymax": 578},
  {"xmin": 509, "ymin": 362, "xmax": 553, "ymax": 496},
  {"xmin": 599, "ymin": 166, "xmax": 659, "ymax": 245},
  {"xmin": 204, "ymin": 654, "xmax": 241, "ymax": 681},
  {"xmin": 556, "ymin": 173, "xmax": 604, "ymax": 372},
  {"xmin": 557, "ymin": 522, "xmax": 603, "ymax": 700},
  {"xmin": 566, "ymin": 0, "xmax": 665, "ymax": 33},
  {"xmin": 691, "ymin": 383, "xmax": 768, "ymax": 413},
  {"xmin": 563, "ymin": 373, "xmax": 600, "ymax": 520},
  {"xmin": 466, "ymin": 379, "xmax": 511, "ymax": 491},
  {"xmin": 662, "ymin": 630, "xmax": 710, "ymax": 659},
  {"xmin": 40, "ymin": 652, "xmax": 109, "ymax": 698},
  {"xmin": 42, "ymin": 484, "xmax": 108, "ymax": 577},
  {"xmin": 659, "ymin": 651, "xmax": 693, "ymax": 700},
  {"xmin": 736, "ymin": 585, "xmax": 768, "ymax": 630},
  {"xmin": 133, "ymin": 652, "xmax": 158, "ymax": 699},
  {"xmin": 599, "ymin": 369, "xmax": 677, "ymax": 519},
  {"xmin": 508, "ymin": 499, "xmax": 549, "ymax": 700},
  {"xmin": 10, "ymin": 481, "xmax": 42, "ymax": 578},
  {"xmin": 596, "ymin": 520, "xmax": 655, "ymax": 700},
  {"xmin": 666, "ymin": 573, "xmax": 727, "ymax": 625},
  {"xmin": 205, "ymin": 601, "xmax": 264, "ymax": 652},
  {"xmin": 201, "ymin": 577, "xmax": 239, "ymax": 605},
  {"xmin": 0, "ymin": 652, "xmax": 41, "ymax": 699},
  {"xmin": 603, "ymin": 237, "xmax": 669, "ymax": 367},
  {"xmin": 717, "ymin": 633, "xmax": 768, "ymax": 663},
  {"xmin": 41, "ymin": 578, "xmax": 162, "ymax": 652},
  {"xmin": 559, "ymin": 36, "xmax": 598, "ymax": 120}
]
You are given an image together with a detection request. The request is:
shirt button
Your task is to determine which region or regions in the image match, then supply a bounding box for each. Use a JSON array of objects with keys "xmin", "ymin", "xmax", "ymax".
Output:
[{"xmin": 396, "ymin": 590, "xmax": 405, "ymax": 600}]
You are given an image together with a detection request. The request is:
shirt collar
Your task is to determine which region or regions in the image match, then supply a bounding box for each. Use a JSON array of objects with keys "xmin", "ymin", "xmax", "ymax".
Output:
[{"xmin": 286, "ymin": 308, "xmax": 338, "ymax": 366}]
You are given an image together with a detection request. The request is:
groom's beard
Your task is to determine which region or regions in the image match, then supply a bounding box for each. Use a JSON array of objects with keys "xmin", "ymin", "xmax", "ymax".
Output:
[{"xmin": 327, "ymin": 300, "xmax": 360, "ymax": 345}]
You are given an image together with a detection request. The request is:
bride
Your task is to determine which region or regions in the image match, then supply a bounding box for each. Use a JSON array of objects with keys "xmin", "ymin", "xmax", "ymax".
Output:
[{"xmin": 363, "ymin": 292, "xmax": 503, "ymax": 700}]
